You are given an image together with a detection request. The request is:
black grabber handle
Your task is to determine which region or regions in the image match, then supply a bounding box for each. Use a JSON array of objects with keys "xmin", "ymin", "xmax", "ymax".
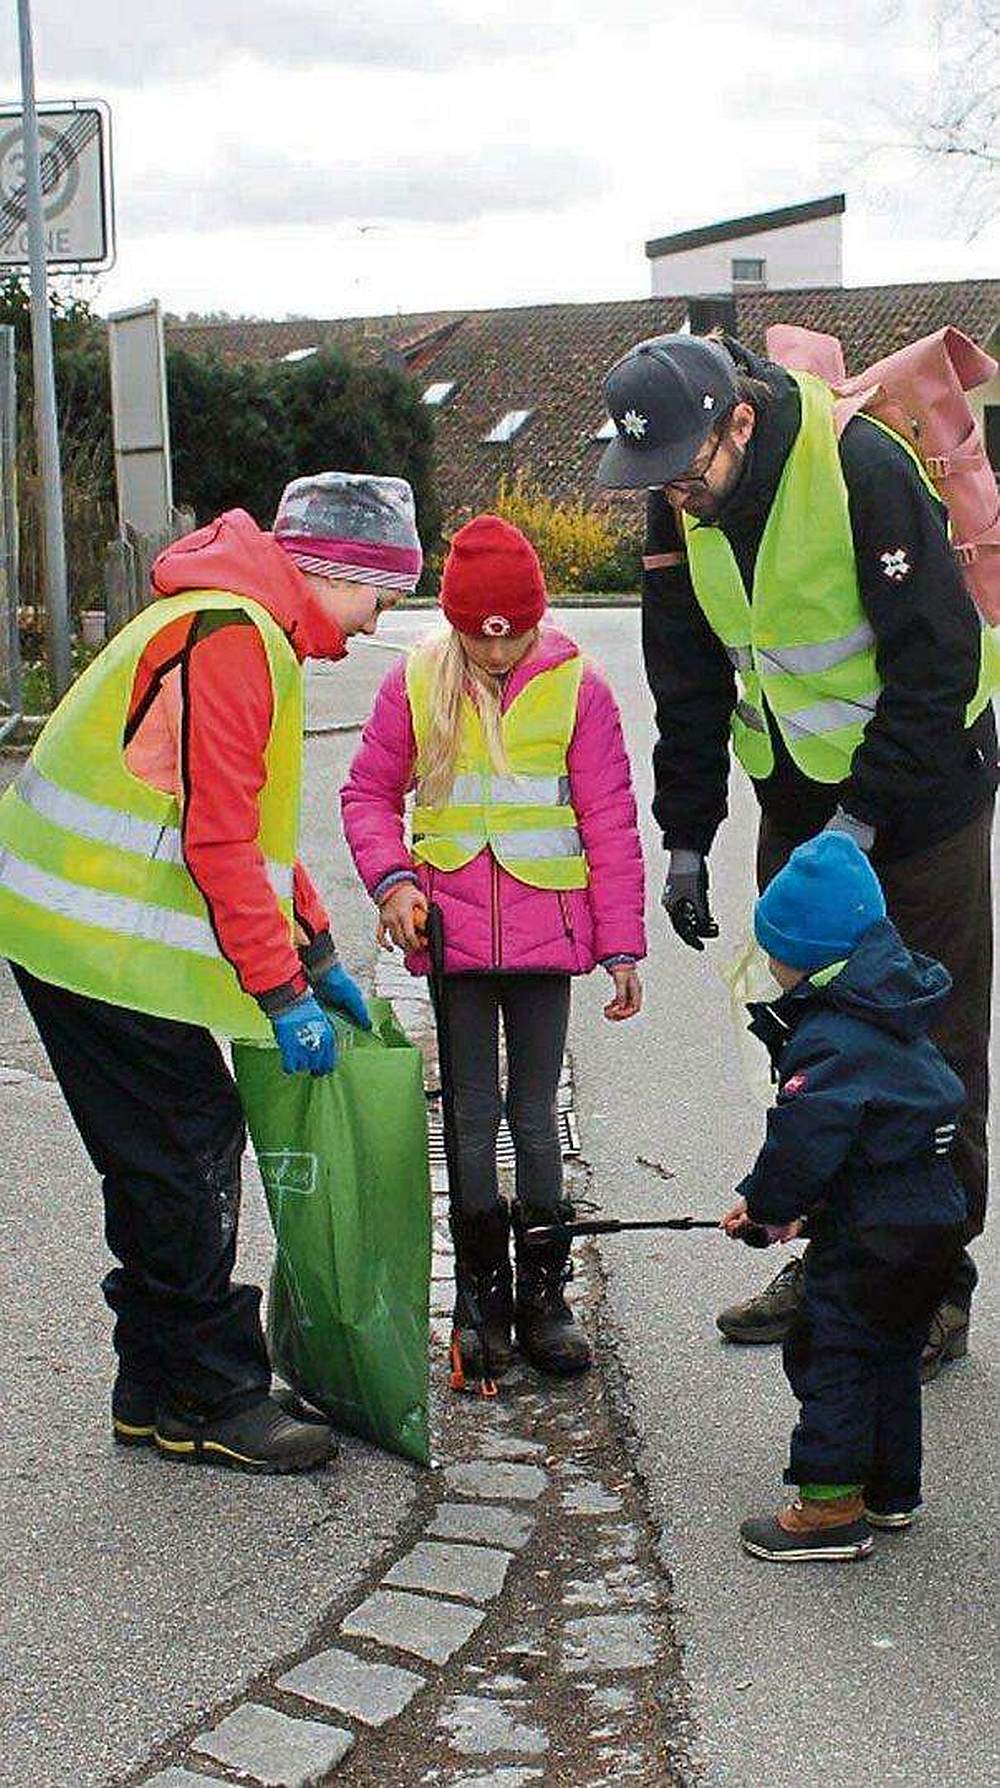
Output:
[
  {"xmin": 426, "ymin": 902, "xmax": 497, "ymax": 1394},
  {"xmin": 524, "ymin": 1216, "xmax": 772, "ymax": 1248}
]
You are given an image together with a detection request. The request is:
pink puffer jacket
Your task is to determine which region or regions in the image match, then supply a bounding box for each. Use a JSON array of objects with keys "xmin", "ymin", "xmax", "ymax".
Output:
[{"xmin": 341, "ymin": 627, "xmax": 646, "ymax": 976}]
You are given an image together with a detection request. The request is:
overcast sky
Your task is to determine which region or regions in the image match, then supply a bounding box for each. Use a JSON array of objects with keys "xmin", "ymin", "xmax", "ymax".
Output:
[{"xmin": 1, "ymin": 0, "xmax": 995, "ymax": 321}]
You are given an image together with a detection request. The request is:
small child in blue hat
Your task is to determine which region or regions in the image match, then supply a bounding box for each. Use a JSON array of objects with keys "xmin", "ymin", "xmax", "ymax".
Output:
[{"xmin": 721, "ymin": 832, "xmax": 967, "ymax": 1563}]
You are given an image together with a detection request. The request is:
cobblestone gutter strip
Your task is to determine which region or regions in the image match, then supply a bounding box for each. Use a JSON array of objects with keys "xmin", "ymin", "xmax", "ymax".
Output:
[{"xmin": 127, "ymin": 960, "xmax": 698, "ymax": 1788}]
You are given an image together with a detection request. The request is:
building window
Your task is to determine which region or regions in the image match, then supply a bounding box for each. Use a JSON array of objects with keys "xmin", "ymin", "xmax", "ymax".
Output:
[
  {"xmin": 483, "ymin": 409, "xmax": 533, "ymax": 444},
  {"xmin": 593, "ymin": 416, "xmax": 617, "ymax": 441},
  {"xmin": 731, "ymin": 257, "xmax": 766, "ymax": 286},
  {"xmin": 422, "ymin": 381, "xmax": 456, "ymax": 406},
  {"xmin": 281, "ymin": 346, "xmax": 318, "ymax": 362}
]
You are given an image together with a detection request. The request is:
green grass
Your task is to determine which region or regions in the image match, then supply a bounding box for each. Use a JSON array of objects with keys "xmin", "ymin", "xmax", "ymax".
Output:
[{"xmin": 20, "ymin": 641, "xmax": 100, "ymax": 716}]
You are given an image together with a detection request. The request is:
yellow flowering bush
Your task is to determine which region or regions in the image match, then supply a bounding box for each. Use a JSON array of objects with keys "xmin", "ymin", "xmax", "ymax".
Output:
[{"xmin": 494, "ymin": 472, "xmax": 640, "ymax": 594}]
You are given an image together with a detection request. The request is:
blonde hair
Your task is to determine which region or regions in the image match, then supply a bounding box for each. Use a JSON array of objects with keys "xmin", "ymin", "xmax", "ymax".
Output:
[{"xmin": 417, "ymin": 629, "xmax": 511, "ymax": 808}]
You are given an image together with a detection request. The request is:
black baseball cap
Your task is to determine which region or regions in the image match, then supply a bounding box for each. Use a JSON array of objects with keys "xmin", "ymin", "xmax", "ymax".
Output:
[{"xmin": 596, "ymin": 334, "xmax": 738, "ymax": 489}]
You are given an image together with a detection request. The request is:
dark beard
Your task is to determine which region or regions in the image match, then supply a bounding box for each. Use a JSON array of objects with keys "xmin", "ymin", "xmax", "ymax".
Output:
[{"xmin": 682, "ymin": 443, "xmax": 747, "ymax": 523}]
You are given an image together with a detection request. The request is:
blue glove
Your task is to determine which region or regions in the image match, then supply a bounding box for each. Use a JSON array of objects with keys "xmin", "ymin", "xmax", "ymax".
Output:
[
  {"xmin": 271, "ymin": 993, "xmax": 337, "ymax": 1076},
  {"xmin": 312, "ymin": 963, "xmax": 372, "ymax": 1031}
]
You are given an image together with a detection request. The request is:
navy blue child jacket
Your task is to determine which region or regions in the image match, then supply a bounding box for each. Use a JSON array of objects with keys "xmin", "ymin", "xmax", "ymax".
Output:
[{"xmin": 738, "ymin": 919, "xmax": 967, "ymax": 1232}]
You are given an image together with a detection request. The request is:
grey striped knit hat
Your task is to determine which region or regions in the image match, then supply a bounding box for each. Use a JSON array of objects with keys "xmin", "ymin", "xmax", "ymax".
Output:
[{"xmin": 273, "ymin": 471, "xmax": 422, "ymax": 591}]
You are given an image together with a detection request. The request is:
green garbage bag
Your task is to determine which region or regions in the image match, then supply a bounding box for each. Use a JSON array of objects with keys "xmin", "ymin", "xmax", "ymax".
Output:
[{"xmin": 233, "ymin": 998, "xmax": 431, "ymax": 1465}]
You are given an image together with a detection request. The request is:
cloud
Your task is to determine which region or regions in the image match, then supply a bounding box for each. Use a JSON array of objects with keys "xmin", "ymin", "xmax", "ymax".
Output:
[
  {"xmin": 125, "ymin": 145, "xmax": 609, "ymax": 233},
  {"xmin": 19, "ymin": 0, "xmax": 560, "ymax": 85}
]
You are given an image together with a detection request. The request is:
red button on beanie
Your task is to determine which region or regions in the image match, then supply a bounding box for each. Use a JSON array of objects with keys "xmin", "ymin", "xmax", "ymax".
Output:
[{"xmin": 440, "ymin": 514, "xmax": 547, "ymax": 637}]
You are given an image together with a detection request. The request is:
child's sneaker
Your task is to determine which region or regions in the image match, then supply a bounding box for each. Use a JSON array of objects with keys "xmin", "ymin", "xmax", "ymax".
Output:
[
  {"xmin": 741, "ymin": 1494, "xmax": 873, "ymax": 1562},
  {"xmin": 863, "ymin": 1500, "xmax": 922, "ymax": 1530}
]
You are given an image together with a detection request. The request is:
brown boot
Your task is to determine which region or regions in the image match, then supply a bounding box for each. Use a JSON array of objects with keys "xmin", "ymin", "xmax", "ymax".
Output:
[
  {"xmin": 741, "ymin": 1493, "xmax": 873, "ymax": 1562},
  {"xmin": 920, "ymin": 1300, "xmax": 969, "ymax": 1383}
]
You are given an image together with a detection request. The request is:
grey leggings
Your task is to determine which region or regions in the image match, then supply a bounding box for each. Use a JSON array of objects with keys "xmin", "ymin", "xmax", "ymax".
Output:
[{"xmin": 435, "ymin": 973, "xmax": 571, "ymax": 1217}]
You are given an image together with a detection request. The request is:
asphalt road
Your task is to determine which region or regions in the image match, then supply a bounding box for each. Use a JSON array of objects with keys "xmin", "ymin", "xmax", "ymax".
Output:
[{"xmin": 556, "ymin": 609, "xmax": 1000, "ymax": 1788}]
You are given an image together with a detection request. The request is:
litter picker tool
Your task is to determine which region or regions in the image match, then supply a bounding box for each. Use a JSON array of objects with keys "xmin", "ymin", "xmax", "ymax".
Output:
[
  {"xmin": 425, "ymin": 903, "xmax": 500, "ymax": 1395},
  {"xmin": 525, "ymin": 1215, "xmax": 772, "ymax": 1248}
]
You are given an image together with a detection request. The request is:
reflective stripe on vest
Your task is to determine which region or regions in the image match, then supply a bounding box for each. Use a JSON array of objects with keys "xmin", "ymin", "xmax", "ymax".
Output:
[
  {"xmin": 0, "ymin": 848, "xmax": 226, "ymax": 955},
  {"xmin": 684, "ymin": 370, "xmax": 999, "ymax": 786},
  {"xmin": 0, "ymin": 591, "xmax": 302, "ymax": 1039},
  {"xmin": 447, "ymin": 771, "xmax": 572, "ymax": 809},
  {"xmin": 405, "ymin": 645, "xmax": 588, "ymax": 891},
  {"xmin": 15, "ymin": 762, "xmax": 294, "ymax": 899}
]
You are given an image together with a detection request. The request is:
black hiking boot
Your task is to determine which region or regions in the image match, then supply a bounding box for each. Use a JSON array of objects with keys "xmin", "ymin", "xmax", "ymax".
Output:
[
  {"xmin": 111, "ymin": 1370, "xmax": 158, "ymax": 1447},
  {"xmin": 112, "ymin": 1374, "xmax": 326, "ymax": 1448},
  {"xmin": 154, "ymin": 1394, "xmax": 338, "ymax": 1474},
  {"xmin": 450, "ymin": 1204, "xmax": 515, "ymax": 1395},
  {"xmin": 920, "ymin": 1300, "xmax": 969, "ymax": 1383},
  {"xmin": 716, "ymin": 1255, "xmax": 805, "ymax": 1344},
  {"xmin": 512, "ymin": 1199, "xmax": 591, "ymax": 1377}
]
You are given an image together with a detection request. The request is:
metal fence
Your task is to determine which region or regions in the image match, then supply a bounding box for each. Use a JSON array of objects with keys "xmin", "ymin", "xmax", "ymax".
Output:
[{"xmin": 103, "ymin": 507, "xmax": 195, "ymax": 635}]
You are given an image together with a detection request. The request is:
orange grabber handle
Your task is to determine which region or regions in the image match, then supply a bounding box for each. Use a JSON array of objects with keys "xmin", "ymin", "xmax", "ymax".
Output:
[{"xmin": 413, "ymin": 897, "xmax": 429, "ymax": 945}]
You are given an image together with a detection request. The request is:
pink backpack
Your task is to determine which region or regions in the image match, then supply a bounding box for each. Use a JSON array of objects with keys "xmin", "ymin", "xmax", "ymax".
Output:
[{"xmin": 765, "ymin": 324, "xmax": 1000, "ymax": 624}]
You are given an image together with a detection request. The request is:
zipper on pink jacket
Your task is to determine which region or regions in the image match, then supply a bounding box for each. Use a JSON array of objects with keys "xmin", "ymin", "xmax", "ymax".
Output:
[
  {"xmin": 491, "ymin": 852, "xmax": 503, "ymax": 968},
  {"xmin": 558, "ymin": 891, "xmax": 575, "ymax": 938}
]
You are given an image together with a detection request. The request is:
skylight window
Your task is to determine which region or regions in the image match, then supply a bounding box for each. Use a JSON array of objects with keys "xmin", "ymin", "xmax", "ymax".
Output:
[
  {"xmin": 422, "ymin": 380, "xmax": 456, "ymax": 406},
  {"xmin": 593, "ymin": 416, "xmax": 617, "ymax": 441},
  {"xmin": 282, "ymin": 346, "xmax": 318, "ymax": 362},
  {"xmin": 483, "ymin": 409, "xmax": 532, "ymax": 444}
]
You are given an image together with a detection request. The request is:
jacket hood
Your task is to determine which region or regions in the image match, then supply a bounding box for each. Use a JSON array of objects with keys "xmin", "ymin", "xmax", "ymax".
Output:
[
  {"xmin": 151, "ymin": 508, "xmax": 347, "ymax": 663},
  {"xmin": 514, "ymin": 622, "xmax": 579, "ymax": 678},
  {"xmin": 784, "ymin": 918, "xmax": 953, "ymax": 1041}
]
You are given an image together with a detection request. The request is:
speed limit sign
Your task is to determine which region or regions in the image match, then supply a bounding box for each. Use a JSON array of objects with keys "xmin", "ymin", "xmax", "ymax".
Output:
[{"xmin": 0, "ymin": 100, "xmax": 113, "ymax": 269}]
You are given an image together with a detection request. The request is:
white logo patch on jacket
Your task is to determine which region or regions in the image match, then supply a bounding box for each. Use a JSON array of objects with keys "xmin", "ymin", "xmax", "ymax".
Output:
[{"xmin": 880, "ymin": 547, "xmax": 911, "ymax": 582}]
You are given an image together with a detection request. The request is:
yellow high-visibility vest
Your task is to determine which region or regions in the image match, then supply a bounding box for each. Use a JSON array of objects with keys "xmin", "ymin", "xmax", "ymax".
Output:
[
  {"xmin": 684, "ymin": 370, "xmax": 1000, "ymax": 784},
  {"xmin": 406, "ymin": 645, "xmax": 588, "ymax": 890},
  {"xmin": 0, "ymin": 590, "xmax": 302, "ymax": 1039}
]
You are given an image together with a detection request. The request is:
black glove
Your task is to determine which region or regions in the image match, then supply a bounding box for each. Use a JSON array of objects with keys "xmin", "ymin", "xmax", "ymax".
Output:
[{"xmin": 661, "ymin": 851, "xmax": 719, "ymax": 952}]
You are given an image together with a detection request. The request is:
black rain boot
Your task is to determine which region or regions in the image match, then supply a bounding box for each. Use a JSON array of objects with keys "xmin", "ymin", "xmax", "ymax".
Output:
[
  {"xmin": 512, "ymin": 1199, "xmax": 592, "ymax": 1376},
  {"xmin": 450, "ymin": 1203, "xmax": 515, "ymax": 1395}
]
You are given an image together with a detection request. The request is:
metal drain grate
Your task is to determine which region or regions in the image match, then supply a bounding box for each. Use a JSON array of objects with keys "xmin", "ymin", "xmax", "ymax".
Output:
[{"xmin": 425, "ymin": 1103, "xmax": 580, "ymax": 1168}]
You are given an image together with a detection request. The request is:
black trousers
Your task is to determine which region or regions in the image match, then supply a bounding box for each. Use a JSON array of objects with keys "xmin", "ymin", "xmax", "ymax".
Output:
[
  {"xmin": 758, "ymin": 801, "xmax": 994, "ymax": 1305},
  {"xmin": 11, "ymin": 965, "xmax": 271, "ymax": 1415},
  {"xmin": 435, "ymin": 972, "xmax": 571, "ymax": 1217}
]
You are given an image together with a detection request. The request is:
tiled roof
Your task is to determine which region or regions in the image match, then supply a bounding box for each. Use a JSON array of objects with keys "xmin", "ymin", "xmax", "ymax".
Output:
[
  {"xmin": 165, "ymin": 280, "xmax": 1000, "ymax": 519},
  {"xmin": 645, "ymin": 194, "xmax": 845, "ymax": 259},
  {"xmin": 166, "ymin": 310, "xmax": 468, "ymax": 367}
]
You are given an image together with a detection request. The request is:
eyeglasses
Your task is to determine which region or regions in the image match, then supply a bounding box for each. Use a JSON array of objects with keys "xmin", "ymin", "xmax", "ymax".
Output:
[{"xmin": 664, "ymin": 408, "xmax": 735, "ymax": 492}]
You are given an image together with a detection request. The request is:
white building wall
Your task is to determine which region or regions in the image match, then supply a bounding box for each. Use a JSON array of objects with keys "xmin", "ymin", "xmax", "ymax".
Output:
[{"xmin": 650, "ymin": 214, "xmax": 843, "ymax": 296}]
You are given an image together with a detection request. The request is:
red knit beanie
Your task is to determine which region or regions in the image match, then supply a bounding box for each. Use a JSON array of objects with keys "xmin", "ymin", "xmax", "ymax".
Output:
[{"xmin": 440, "ymin": 514, "xmax": 547, "ymax": 637}]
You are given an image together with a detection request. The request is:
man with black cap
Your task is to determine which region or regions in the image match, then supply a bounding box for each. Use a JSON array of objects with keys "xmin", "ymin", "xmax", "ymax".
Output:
[{"xmin": 596, "ymin": 331, "xmax": 997, "ymax": 1379}]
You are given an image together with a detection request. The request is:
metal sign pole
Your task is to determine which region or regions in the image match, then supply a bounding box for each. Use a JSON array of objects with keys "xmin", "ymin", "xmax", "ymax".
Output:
[
  {"xmin": 0, "ymin": 325, "xmax": 22, "ymax": 741},
  {"xmin": 15, "ymin": 0, "xmax": 70, "ymax": 701}
]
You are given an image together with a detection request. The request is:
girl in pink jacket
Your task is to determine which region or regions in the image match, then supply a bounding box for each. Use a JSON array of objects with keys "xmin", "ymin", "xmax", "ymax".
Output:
[{"xmin": 341, "ymin": 514, "xmax": 645, "ymax": 1392}]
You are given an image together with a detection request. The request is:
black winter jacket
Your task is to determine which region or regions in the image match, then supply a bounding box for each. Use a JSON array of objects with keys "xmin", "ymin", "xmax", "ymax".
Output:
[
  {"xmin": 738, "ymin": 920, "xmax": 967, "ymax": 1233},
  {"xmin": 642, "ymin": 340, "xmax": 998, "ymax": 861}
]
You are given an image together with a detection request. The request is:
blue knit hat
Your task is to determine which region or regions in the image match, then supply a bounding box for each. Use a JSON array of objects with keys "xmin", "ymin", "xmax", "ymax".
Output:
[{"xmin": 754, "ymin": 833, "xmax": 887, "ymax": 972}]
